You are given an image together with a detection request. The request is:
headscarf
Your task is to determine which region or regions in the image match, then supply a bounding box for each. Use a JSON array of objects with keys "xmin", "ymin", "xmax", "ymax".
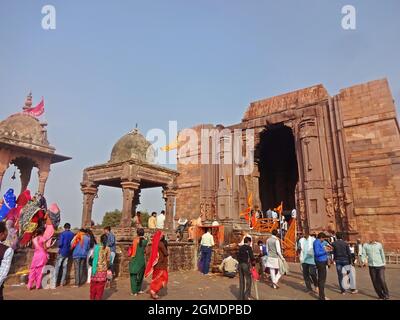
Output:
[
  {"xmin": 71, "ymin": 231, "xmax": 85, "ymax": 249},
  {"xmin": 17, "ymin": 190, "xmax": 31, "ymax": 206},
  {"xmin": 0, "ymin": 188, "xmax": 17, "ymax": 221},
  {"xmin": 19, "ymin": 198, "xmax": 41, "ymax": 233},
  {"xmin": 144, "ymin": 230, "xmax": 163, "ymax": 278},
  {"xmin": 129, "ymin": 237, "xmax": 140, "ymax": 258},
  {"xmin": 11, "ymin": 190, "xmax": 32, "ymax": 227},
  {"xmin": 35, "ymin": 192, "xmax": 47, "ymax": 211},
  {"xmin": 91, "ymin": 244, "xmax": 101, "ymax": 276}
]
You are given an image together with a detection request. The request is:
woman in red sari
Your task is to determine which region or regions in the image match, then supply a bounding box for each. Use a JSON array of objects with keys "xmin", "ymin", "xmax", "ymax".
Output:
[{"xmin": 144, "ymin": 230, "xmax": 168, "ymax": 300}]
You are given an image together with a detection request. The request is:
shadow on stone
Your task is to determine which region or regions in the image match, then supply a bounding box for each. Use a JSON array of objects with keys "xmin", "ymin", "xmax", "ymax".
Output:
[
  {"xmin": 159, "ymin": 287, "xmax": 168, "ymax": 297},
  {"xmin": 103, "ymin": 287, "xmax": 118, "ymax": 300},
  {"xmin": 229, "ymin": 284, "xmax": 240, "ymax": 299}
]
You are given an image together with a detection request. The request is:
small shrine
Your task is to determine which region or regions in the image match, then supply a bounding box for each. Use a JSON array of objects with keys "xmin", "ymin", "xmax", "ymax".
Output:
[
  {"xmin": 80, "ymin": 128, "xmax": 179, "ymax": 229},
  {"xmin": 0, "ymin": 93, "xmax": 71, "ymax": 194}
]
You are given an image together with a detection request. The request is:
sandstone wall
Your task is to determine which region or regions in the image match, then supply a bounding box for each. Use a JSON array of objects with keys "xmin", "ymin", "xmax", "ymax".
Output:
[{"xmin": 338, "ymin": 79, "xmax": 400, "ymax": 251}]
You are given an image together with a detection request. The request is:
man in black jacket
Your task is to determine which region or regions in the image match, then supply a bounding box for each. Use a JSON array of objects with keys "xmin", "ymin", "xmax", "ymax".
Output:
[
  {"xmin": 332, "ymin": 232, "xmax": 358, "ymax": 294},
  {"xmin": 237, "ymin": 236, "xmax": 255, "ymax": 300}
]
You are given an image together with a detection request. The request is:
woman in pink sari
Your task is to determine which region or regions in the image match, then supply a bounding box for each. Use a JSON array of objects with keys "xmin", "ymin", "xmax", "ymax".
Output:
[{"xmin": 27, "ymin": 223, "xmax": 53, "ymax": 290}]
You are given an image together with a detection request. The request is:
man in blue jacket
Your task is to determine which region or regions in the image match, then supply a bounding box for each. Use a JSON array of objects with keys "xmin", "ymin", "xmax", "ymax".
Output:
[
  {"xmin": 313, "ymin": 232, "xmax": 331, "ymax": 300},
  {"xmin": 72, "ymin": 229, "xmax": 90, "ymax": 287},
  {"xmin": 51, "ymin": 223, "xmax": 74, "ymax": 289}
]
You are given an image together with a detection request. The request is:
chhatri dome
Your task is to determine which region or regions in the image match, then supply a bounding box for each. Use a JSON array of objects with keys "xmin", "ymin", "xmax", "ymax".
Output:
[
  {"xmin": 0, "ymin": 92, "xmax": 49, "ymax": 146},
  {"xmin": 109, "ymin": 128, "xmax": 155, "ymax": 163}
]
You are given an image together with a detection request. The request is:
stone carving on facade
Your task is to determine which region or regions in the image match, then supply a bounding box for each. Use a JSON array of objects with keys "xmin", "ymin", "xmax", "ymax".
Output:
[
  {"xmin": 338, "ymin": 194, "xmax": 346, "ymax": 218},
  {"xmin": 344, "ymin": 192, "xmax": 352, "ymax": 204},
  {"xmin": 200, "ymin": 202, "xmax": 206, "ymax": 220},
  {"xmin": 333, "ymin": 196, "xmax": 339, "ymax": 214},
  {"xmin": 205, "ymin": 203, "xmax": 211, "ymax": 220},
  {"xmin": 199, "ymin": 201, "xmax": 217, "ymax": 221},
  {"xmin": 298, "ymin": 199, "xmax": 306, "ymax": 221},
  {"xmin": 211, "ymin": 202, "xmax": 216, "ymax": 220},
  {"xmin": 347, "ymin": 218, "xmax": 357, "ymax": 232},
  {"xmin": 325, "ymin": 197, "xmax": 334, "ymax": 218}
]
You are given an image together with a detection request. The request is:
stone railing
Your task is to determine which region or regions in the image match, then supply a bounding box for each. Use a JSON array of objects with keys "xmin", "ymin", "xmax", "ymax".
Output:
[{"xmin": 386, "ymin": 253, "xmax": 400, "ymax": 264}]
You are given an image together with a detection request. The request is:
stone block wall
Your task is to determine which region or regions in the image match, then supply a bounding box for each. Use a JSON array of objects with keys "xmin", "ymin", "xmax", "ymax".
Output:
[
  {"xmin": 176, "ymin": 128, "xmax": 202, "ymax": 221},
  {"xmin": 338, "ymin": 79, "xmax": 400, "ymax": 250}
]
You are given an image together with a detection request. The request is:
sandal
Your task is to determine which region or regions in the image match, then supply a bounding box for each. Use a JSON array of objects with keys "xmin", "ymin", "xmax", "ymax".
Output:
[{"xmin": 150, "ymin": 291, "xmax": 160, "ymax": 300}]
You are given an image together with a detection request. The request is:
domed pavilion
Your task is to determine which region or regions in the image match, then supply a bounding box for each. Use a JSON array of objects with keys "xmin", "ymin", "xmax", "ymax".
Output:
[
  {"xmin": 80, "ymin": 128, "xmax": 179, "ymax": 229},
  {"xmin": 0, "ymin": 93, "xmax": 71, "ymax": 194}
]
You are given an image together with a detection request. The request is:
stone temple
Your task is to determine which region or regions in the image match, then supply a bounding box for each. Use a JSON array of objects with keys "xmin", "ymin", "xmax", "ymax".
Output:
[{"xmin": 175, "ymin": 78, "xmax": 400, "ymax": 251}]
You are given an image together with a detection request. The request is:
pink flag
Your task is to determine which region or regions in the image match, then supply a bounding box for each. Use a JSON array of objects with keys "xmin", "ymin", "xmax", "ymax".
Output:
[{"xmin": 23, "ymin": 97, "xmax": 44, "ymax": 117}]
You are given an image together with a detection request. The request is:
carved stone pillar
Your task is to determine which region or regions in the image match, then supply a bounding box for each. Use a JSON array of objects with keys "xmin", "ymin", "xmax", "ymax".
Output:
[
  {"xmin": 0, "ymin": 164, "xmax": 8, "ymax": 193},
  {"xmin": 132, "ymin": 189, "xmax": 141, "ymax": 216},
  {"xmin": 163, "ymin": 186, "xmax": 177, "ymax": 230},
  {"xmin": 0, "ymin": 150, "xmax": 11, "ymax": 193},
  {"xmin": 81, "ymin": 184, "xmax": 98, "ymax": 228},
  {"xmin": 121, "ymin": 181, "xmax": 140, "ymax": 227},
  {"xmin": 299, "ymin": 117, "xmax": 326, "ymax": 232},
  {"xmin": 38, "ymin": 160, "xmax": 51, "ymax": 195},
  {"xmin": 19, "ymin": 162, "xmax": 34, "ymax": 193}
]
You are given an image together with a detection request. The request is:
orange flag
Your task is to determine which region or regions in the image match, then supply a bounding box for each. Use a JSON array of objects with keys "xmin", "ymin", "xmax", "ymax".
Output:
[
  {"xmin": 240, "ymin": 193, "xmax": 253, "ymax": 221},
  {"xmin": 247, "ymin": 193, "xmax": 253, "ymax": 207}
]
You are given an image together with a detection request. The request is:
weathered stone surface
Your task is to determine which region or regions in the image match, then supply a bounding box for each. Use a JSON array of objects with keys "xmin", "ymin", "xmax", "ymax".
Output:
[{"xmin": 176, "ymin": 78, "xmax": 400, "ymax": 251}]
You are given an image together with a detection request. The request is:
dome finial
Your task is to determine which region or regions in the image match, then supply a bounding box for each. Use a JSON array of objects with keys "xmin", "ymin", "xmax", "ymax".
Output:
[
  {"xmin": 130, "ymin": 123, "xmax": 139, "ymax": 134},
  {"xmin": 23, "ymin": 91, "xmax": 33, "ymax": 110}
]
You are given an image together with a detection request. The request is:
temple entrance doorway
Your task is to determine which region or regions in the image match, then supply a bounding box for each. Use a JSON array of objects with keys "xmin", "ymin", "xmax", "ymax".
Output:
[{"xmin": 258, "ymin": 124, "xmax": 299, "ymax": 213}]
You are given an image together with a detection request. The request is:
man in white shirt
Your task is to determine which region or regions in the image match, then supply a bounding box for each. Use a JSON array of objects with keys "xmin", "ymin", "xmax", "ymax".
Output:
[
  {"xmin": 199, "ymin": 228, "xmax": 215, "ymax": 275},
  {"xmin": 0, "ymin": 221, "xmax": 14, "ymax": 300},
  {"xmin": 297, "ymin": 231, "xmax": 318, "ymax": 293},
  {"xmin": 271, "ymin": 210, "xmax": 278, "ymax": 220},
  {"xmin": 156, "ymin": 210, "xmax": 166, "ymax": 229},
  {"xmin": 219, "ymin": 254, "xmax": 239, "ymax": 278},
  {"xmin": 266, "ymin": 229, "xmax": 286, "ymax": 289}
]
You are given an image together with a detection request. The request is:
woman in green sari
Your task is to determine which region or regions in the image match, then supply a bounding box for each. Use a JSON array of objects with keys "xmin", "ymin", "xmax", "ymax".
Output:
[{"xmin": 129, "ymin": 228, "xmax": 148, "ymax": 296}]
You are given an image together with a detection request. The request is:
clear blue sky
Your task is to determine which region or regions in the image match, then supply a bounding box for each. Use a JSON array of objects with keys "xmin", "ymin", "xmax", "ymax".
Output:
[{"xmin": 1, "ymin": 0, "xmax": 399, "ymax": 228}]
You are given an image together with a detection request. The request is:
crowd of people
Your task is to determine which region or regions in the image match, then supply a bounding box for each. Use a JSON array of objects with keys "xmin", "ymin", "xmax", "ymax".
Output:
[
  {"xmin": 0, "ymin": 186, "xmax": 172, "ymax": 300},
  {"xmin": 43, "ymin": 217, "xmax": 170, "ymax": 300},
  {"xmin": 216, "ymin": 230, "xmax": 289, "ymax": 300},
  {"xmin": 296, "ymin": 230, "xmax": 389, "ymax": 300},
  {"xmin": 214, "ymin": 229, "xmax": 390, "ymax": 301},
  {"xmin": 0, "ymin": 188, "xmax": 62, "ymax": 300},
  {"xmin": 0, "ymin": 187, "xmax": 393, "ymax": 301}
]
